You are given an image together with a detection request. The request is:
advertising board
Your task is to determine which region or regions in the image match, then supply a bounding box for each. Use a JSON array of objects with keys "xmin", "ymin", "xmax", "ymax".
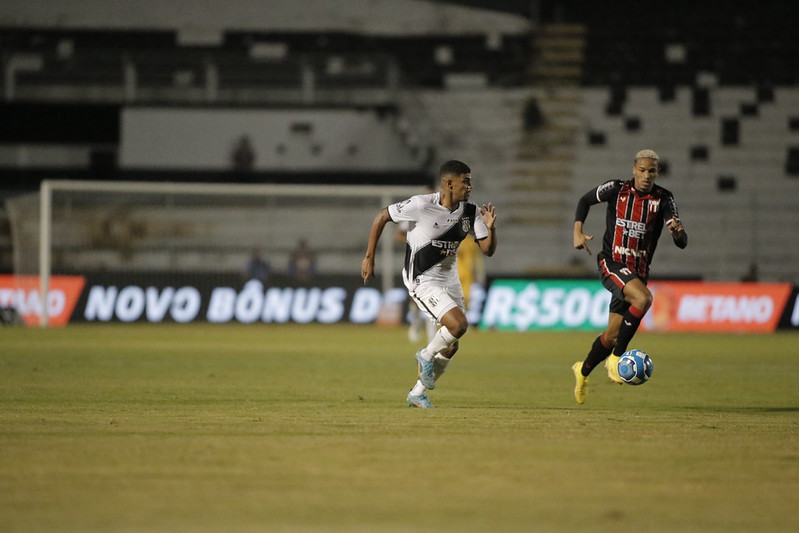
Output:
[
  {"xmin": 1, "ymin": 273, "xmax": 794, "ymax": 332},
  {"xmin": 480, "ymin": 279, "xmax": 793, "ymax": 333},
  {"xmin": 0, "ymin": 275, "xmax": 86, "ymax": 327}
]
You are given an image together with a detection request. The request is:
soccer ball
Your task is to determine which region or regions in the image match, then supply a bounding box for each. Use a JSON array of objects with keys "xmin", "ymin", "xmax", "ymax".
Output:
[{"xmin": 617, "ymin": 349, "xmax": 653, "ymax": 385}]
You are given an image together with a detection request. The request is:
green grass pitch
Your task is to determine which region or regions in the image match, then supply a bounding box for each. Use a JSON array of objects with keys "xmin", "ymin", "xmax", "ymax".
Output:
[{"xmin": 2, "ymin": 324, "xmax": 798, "ymax": 532}]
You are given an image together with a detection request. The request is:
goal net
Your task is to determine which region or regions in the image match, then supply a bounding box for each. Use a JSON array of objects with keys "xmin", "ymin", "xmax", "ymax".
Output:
[{"xmin": 6, "ymin": 179, "xmax": 422, "ymax": 325}]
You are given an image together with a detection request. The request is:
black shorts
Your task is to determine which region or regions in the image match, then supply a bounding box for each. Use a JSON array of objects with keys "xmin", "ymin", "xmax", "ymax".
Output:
[{"xmin": 598, "ymin": 257, "xmax": 646, "ymax": 315}]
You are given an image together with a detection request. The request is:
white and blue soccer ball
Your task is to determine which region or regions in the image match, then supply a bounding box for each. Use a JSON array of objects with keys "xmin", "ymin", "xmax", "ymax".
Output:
[{"xmin": 617, "ymin": 349, "xmax": 653, "ymax": 385}]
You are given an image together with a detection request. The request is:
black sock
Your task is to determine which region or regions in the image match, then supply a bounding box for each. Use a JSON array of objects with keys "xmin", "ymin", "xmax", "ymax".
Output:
[
  {"xmin": 613, "ymin": 305, "xmax": 645, "ymax": 356},
  {"xmin": 582, "ymin": 334, "xmax": 613, "ymax": 376}
]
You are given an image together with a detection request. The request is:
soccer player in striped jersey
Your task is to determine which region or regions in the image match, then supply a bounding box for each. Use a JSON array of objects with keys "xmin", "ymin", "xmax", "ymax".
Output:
[
  {"xmin": 571, "ymin": 149, "xmax": 687, "ymax": 404},
  {"xmin": 361, "ymin": 160, "xmax": 497, "ymax": 408}
]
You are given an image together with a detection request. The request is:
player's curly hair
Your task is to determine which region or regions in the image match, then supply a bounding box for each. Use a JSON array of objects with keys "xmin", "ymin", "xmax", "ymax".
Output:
[{"xmin": 439, "ymin": 160, "xmax": 471, "ymax": 177}]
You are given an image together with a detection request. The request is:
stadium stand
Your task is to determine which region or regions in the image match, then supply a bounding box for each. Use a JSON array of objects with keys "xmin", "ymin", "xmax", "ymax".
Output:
[{"xmin": 1, "ymin": 0, "xmax": 798, "ymax": 280}]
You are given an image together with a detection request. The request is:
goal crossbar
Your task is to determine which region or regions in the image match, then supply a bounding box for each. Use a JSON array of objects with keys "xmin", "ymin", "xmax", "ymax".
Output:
[{"xmin": 37, "ymin": 179, "xmax": 423, "ymax": 326}]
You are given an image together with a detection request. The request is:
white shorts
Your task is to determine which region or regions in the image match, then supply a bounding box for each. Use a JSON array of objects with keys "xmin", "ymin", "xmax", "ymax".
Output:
[{"xmin": 409, "ymin": 281, "xmax": 465, "ymax": 324}]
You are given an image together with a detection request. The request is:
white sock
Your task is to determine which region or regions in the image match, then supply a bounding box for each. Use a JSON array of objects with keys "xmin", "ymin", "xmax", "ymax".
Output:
[
  {"xmin": 410, "ymin": 380, "xmax": 426, "ymax": 396},
  {"xmin": 420, "ymin": 326, "xmax": 457, "ymax": 360},
  {"xmin": 425, "ymin": 319, "xmax": 438, "ymax": 343},
  {"xmin": 433, "ymin": 354, "xmax": 450, "ymax": 381}
]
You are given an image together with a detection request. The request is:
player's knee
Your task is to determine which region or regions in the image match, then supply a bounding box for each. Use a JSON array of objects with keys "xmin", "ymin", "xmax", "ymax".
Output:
[
  {"xmin": 449, "ymin": 319, "xmax": 468, "ymax": 338},
  {"xmin": 441, "ymin": 341, "xmax": 459, "ymax": 358},
  {"xmin": 628, "ymin": 286, "xmax": 652, "ymax": 312},
  {"xmin": 441, "ymin": 311, "xmax": 469, "ymax": 338},
  {"xmin": 637, "ymin": 288, "xmax": 653, "ymax": 311}
]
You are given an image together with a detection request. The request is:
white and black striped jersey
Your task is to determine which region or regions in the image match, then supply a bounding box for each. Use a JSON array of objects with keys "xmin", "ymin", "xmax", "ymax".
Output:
[{"xmin": 388, "ymin": 192, "xmax": 488, "ymax": 288}]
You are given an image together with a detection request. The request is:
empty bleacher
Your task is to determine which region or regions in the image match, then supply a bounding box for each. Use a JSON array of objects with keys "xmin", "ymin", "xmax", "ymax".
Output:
[
  {"xmin": 573, "ymin": 86, "xmax": 799, "ymax": 283},
  {"xmin": 3, "ymin": 2, "xmax": 798, "ymax": 281}
]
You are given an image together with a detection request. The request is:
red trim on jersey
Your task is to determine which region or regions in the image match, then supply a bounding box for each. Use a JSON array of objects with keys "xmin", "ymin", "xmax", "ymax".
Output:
[
  {"xmin": 601, "ymin": 259, "xmax": 625, "ymax": 289},
  {"xmin": 630, "ymin": 190, "xmax": 648, "ymax": 276},
  {"xmin": 612, "ymin": 189, "xmax": 627, "ymax": 263}
]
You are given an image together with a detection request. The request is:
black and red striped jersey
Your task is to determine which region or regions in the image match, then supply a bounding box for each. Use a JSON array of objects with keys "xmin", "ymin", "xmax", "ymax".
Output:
[{"xmin": 576, "ymin": 179, "xmax": 683, "ymax": 279}]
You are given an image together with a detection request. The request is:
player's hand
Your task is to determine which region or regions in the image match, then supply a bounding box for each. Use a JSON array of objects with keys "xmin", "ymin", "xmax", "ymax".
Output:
[
  {"xmin": 361, "ymin": 257, "xmax": 374, "ymax": 285},
  {"xmin": 668, "ymin": 218, "xmax": 684, "ymax": 235},
  {"xmin": 480, "ymin": 203, "xmax": 496, "ymax": 229},
  {"xmin": 574, "ymin": 232, "xmax": 593, "ymax": 256}
]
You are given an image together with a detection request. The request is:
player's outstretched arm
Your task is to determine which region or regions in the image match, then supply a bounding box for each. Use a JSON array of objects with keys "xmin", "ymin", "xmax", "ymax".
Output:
[
  {"xmin": 361, "ymin": 207, "xmax": 391, "ymax": 284},
  {"xmin": 573, "ymin": 188, "xmax": 599, "ymax": 256}
]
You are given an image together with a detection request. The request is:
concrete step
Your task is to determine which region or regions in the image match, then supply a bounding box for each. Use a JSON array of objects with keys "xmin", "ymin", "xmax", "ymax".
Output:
[
  {"xmin": 537, "ymin": 23, "xmax": 587, "ymax": 37},
  {"xmin": 532, "ymin": 36, "xmax": 586, "ymax": 51},
  {"xmin": 528, "ymin": 64, "xmax": 583, "ymax": 79},
  {"xmin": 534, "ymin": 48, "xmax": 585, "ymax": 64}
]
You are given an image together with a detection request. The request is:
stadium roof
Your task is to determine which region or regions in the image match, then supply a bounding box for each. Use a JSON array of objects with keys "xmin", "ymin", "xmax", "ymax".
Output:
[{"xmin": 0, "ymin": 0, "xmax": 532, "ymax": 36}]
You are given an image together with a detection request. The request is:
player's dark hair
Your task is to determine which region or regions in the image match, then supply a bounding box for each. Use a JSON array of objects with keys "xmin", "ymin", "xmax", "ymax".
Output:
[{"xmin": 439, "ymin": 160, "xmax": 470, "ymax": 177}]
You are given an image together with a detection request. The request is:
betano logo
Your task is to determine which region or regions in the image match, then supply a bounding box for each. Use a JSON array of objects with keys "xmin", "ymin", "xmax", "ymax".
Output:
[
  {"xmin": 678, "ymin": 295, "xmax": 774, "ymax": 323},
  {"xmin": 0, "ymin": 275, "xmax": 86, "ymax": 326},
  {"xmin": 645, "ymin": 281, "xmax": 792, "ymax": 333}
]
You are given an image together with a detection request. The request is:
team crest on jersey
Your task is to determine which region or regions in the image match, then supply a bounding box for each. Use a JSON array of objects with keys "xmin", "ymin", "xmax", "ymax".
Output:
[
  {"xmin": 461, "ymin": 218, "xmax": 470, "ymax": 233},
  {"xmin": 648, "ymin": 199, "xmax": 660, "ymax": 212}
]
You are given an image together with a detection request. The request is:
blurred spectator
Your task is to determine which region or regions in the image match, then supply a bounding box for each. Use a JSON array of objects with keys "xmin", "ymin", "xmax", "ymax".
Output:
[
  {"xmin": 244, "ymin": 247, "xmax": 270, "ymax": 283},
  {"xmin": 741, "ymin": 263, "xmax": 759, "ymax": 282},
  {"xmin": 288, "ymin": 239, "xmax": 317, "ymax": 282},
  {"xmin": 457, "ymin": 235, "xmax": 485, "ymax": 311},
  {"xmin": 231, "ymin": 135, "xmax": 255, "ymax": 173},
  {"xmin": 523, "ymin": 97, "xmax": 544, "ymax": 130}
]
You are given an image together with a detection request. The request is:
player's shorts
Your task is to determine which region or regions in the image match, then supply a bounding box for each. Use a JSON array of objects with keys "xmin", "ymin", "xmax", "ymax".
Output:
[
  {"xmin": 409, "ymin": 280, "xmax": 465, "ymax": 324},
  {"xmin": 598, "ymin": 257, "xmax": 647, "ymax": 315}
]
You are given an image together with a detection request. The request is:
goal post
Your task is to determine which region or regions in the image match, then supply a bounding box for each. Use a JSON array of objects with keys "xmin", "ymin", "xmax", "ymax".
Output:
[{"xmin": 27, "ymin": 179, "xmax": 423, "ymax": 326}]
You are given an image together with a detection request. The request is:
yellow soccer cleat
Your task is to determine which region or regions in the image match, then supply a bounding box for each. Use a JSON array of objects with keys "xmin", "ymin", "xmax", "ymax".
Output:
[
  {"xmin": 572, "ymin": 362, "xmax": 588, "ymax": 404},
  {"xmin": 604, "ymin": 354, "xmax": 624, "ymax": 385}
]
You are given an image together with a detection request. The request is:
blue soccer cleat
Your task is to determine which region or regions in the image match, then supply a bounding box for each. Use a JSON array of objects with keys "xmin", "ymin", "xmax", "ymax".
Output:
[
  {"xmin": 415, "ymin": 350, "xmax": 436, "ymax": 389},
  {"xmin": 407, "ymin": 393, "xmax": 435, "ymax": 408}
]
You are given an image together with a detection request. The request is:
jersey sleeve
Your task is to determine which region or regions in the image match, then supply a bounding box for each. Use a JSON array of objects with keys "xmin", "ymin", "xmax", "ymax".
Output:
[
  {"xmin": 661, "ymin": 190, "xmax": 681, "ymax": 225},
  {"xmin": 472, "ymin": 205, "xmax": 489, "ymax": 241},
  {"xmin": 387, "ymin": 195, "xmax": 420, "ymax": 224},
  {"xmin": 575, "ymin": 180, "xmax": 618, "ymax": 222},
  {"xmin": 595, "ymin": 179, "xmax": 621, "ymax": 202}
]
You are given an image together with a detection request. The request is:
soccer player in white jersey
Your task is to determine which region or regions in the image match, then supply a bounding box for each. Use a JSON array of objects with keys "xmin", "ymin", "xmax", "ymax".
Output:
[{"xmin": 361, "ymin": 160, "xmax": 497, "ymax": 408}]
